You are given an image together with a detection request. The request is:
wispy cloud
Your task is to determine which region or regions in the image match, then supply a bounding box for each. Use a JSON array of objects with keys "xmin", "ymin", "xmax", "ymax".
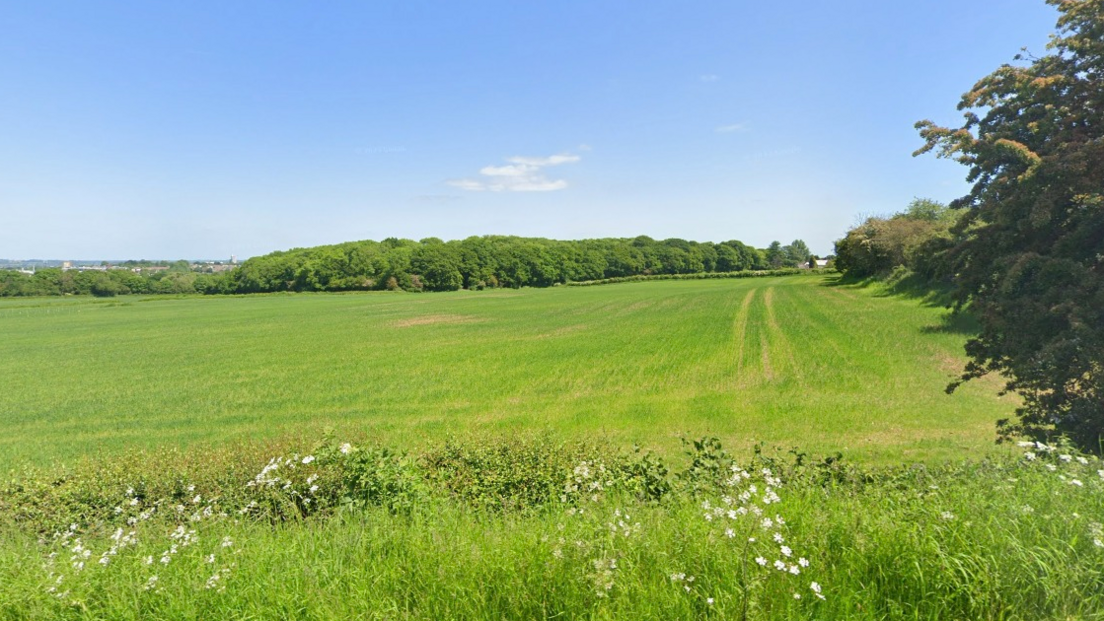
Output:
[
  {"xmin": 448, "ymin": 153, "xmax": 581, "ymax": 192},
  {"xmin": 715, "ymin": 123, "xmax": 748, "ymax": 133},
  {"xmin": 699, "ymin": 74, "xmax": 720, "ymax": 82}
]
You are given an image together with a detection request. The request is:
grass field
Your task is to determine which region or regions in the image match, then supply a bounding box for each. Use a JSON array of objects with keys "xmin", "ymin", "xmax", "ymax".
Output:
[
  {"xmin": 0, "ymin": 274, "xmax": 1014, "ymax": 469},
  {"xmin": 3, "ymin": 275, "xmax": 1102, "ymax": 621}
]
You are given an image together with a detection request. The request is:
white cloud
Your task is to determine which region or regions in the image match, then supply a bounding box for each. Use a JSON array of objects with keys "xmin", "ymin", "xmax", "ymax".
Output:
[
  {"xmin": 715, "ymin": 123, "xmax": 748, "ymax": 133},
  {"xmin": 448, "ymin": 152, "xmax": 580, "ymax": 192},
  {"xmin": 699, "ymin": 74, "xmax": 720, "ymax": 82}
]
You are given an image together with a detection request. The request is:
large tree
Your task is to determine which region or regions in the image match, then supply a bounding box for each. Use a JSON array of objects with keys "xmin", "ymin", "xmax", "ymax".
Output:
[{"xmin": 915, "ymin": 0, "xmax": 1104, "ymax": 451}]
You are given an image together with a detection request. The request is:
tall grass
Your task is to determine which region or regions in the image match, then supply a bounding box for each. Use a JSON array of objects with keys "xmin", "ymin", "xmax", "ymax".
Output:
[{"xmin": 1, "ymin": 436, "xmax": 1101, "ymax": 620}]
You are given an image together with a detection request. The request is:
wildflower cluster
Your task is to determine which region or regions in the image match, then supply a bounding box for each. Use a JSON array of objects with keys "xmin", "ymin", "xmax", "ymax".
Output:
[
  {"xmin": 561, "ymin": 460, "xmax": 615, "ymax": 506},
  {"xmin": 39, "ymin": 481, "xmax": 240, "ymax": 603},
  {"xmin": 241, "ymin": 454, "xmax": 323, "ymax": 519},
  {"xmin": 693, "ymin": 465, "xmax": 825, "ymax": 604},
  {"xmin": 1090, "ymin": 522, "xmax": 1103, "ymax": 550},
  {"xmin": 1016, "ymin": 441, "xmax": 1101, "ymax": 490},
  {"xmin": 579, "ymin": 506, "xmax": 642, "ymax": 598}
]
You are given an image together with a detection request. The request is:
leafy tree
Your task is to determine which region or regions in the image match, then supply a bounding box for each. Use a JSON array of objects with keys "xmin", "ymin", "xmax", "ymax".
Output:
[
  {"xmin": 833, "ymin": 199, "xmax": 957, "ymax": 278},
  {"xmin": 782, "ymin": 239, "xmax": 811, "ymax": 266},
  {"xmin": 915, "ymin": 0, "xmax": 1104, "ymax": 451},
  {"xmin": 764, "ymin": 241, "xmax": 787, "ymax": 269},
  {"xmin": 411, "ymin": 244, "xmax": 463, "ymax": 291},
  {"xmin": 88, "ymin": 272, "xmax": 122, "ymax": 297}
]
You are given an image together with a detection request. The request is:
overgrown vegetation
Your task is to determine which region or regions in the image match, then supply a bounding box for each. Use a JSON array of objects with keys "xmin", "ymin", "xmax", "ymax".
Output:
[
  {"xmin": 833, "ymin": 198, "xmax": 960, "ymax": 281},
  {"xmin": 2, "ymin": 435, "xmax": 1101, "ymax": 620}
]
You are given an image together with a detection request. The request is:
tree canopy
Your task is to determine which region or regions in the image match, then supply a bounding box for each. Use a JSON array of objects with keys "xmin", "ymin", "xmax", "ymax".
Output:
[{"xmin": 915, "ymin": 0, "xmax": 1104, "ymax": 451}]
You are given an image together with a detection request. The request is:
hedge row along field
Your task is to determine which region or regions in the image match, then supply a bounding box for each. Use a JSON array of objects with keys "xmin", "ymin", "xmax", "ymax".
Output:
[{"xmin": 1, "ymin": 436, "xmax": 1101, "ymax": 620}]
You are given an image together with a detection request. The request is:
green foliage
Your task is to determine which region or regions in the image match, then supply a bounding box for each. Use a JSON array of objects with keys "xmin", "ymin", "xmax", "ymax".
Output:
[
  {"xmin": 915, "ymin": 0, "xmax": 1104, "ymax": 452},
  {"xmin": 833, "ymin": 198, "xmax": 959, "ymax": 279},
  {"xmin": 2, "ymin": 437, "xmax": 1102, "ymax": 620},
  {"xmin": 220, "ymin": 235, "xmax": 790, "ymax": 294},
  {"xmin": 564, "ymin": 268, "xmax": 803, "ymax": 286},
  {"xmin": 0, "ymin": 235, "xmax": 797, "ymax": 299},
  {"xmin": 783, "ymin": 239, "xmax": 811, "ymax": 266}
]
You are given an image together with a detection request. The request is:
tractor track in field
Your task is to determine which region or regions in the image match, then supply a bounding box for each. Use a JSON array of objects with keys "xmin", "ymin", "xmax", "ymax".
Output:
[
  {"xmin": 762, "ymin": 287, "xmax": 803, "ymax": 386},
  {"xmin": 733, "ymin": 288, "xmax": 757, "ymax": 386}
]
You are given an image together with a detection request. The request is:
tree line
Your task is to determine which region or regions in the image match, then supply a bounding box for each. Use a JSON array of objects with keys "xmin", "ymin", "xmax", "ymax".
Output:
[
  {"xmin": 0, "ymin": 236, "xmax": 815, "ymax": 297},
  {"xmin": 0, "ymin": 265, "xmax": 224, "ymax": 298}
]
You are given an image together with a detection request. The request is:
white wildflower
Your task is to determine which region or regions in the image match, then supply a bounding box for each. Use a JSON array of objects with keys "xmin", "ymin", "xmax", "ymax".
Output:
[
  {"xmin": 301, "ymin": 455, "xmax": 315, "ymax": 464},
  {"xmin": 755, "ymin": 556, "xmax": 767, "ymax": 566},
  {"xmin": 339, "ymin": 443, "xmax": 352, "ymax": 454}
]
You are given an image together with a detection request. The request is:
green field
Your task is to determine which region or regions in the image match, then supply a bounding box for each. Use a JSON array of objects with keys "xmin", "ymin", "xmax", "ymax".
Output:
[
  {"xmin": 4, "ymin": 275, "xmax": 1102, "ymax": 621},
  {"xmin": 0, "ymin": 272, "xmax": 1011, "ymax": 466},
  {"xmin": 0, "ymin": 274, "xmax": 1013, "ymax": 469}
]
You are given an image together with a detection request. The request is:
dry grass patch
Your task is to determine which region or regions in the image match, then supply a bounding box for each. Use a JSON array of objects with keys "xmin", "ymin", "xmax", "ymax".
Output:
[{"xmin": 391, "ymin": 314, "xmax": 481, "ymax": 328}]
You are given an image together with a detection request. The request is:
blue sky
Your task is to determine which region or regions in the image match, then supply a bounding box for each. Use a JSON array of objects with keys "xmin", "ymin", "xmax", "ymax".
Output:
[{"xmin": 1, "ymin": 1, "xmax": 1056, "ymax": 259}]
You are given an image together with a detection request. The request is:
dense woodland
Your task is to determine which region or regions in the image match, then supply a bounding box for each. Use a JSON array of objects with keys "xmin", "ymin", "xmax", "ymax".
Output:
[{"xmin": 0, "ymin": 236, "xmax": 814, "ymax": 297}]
